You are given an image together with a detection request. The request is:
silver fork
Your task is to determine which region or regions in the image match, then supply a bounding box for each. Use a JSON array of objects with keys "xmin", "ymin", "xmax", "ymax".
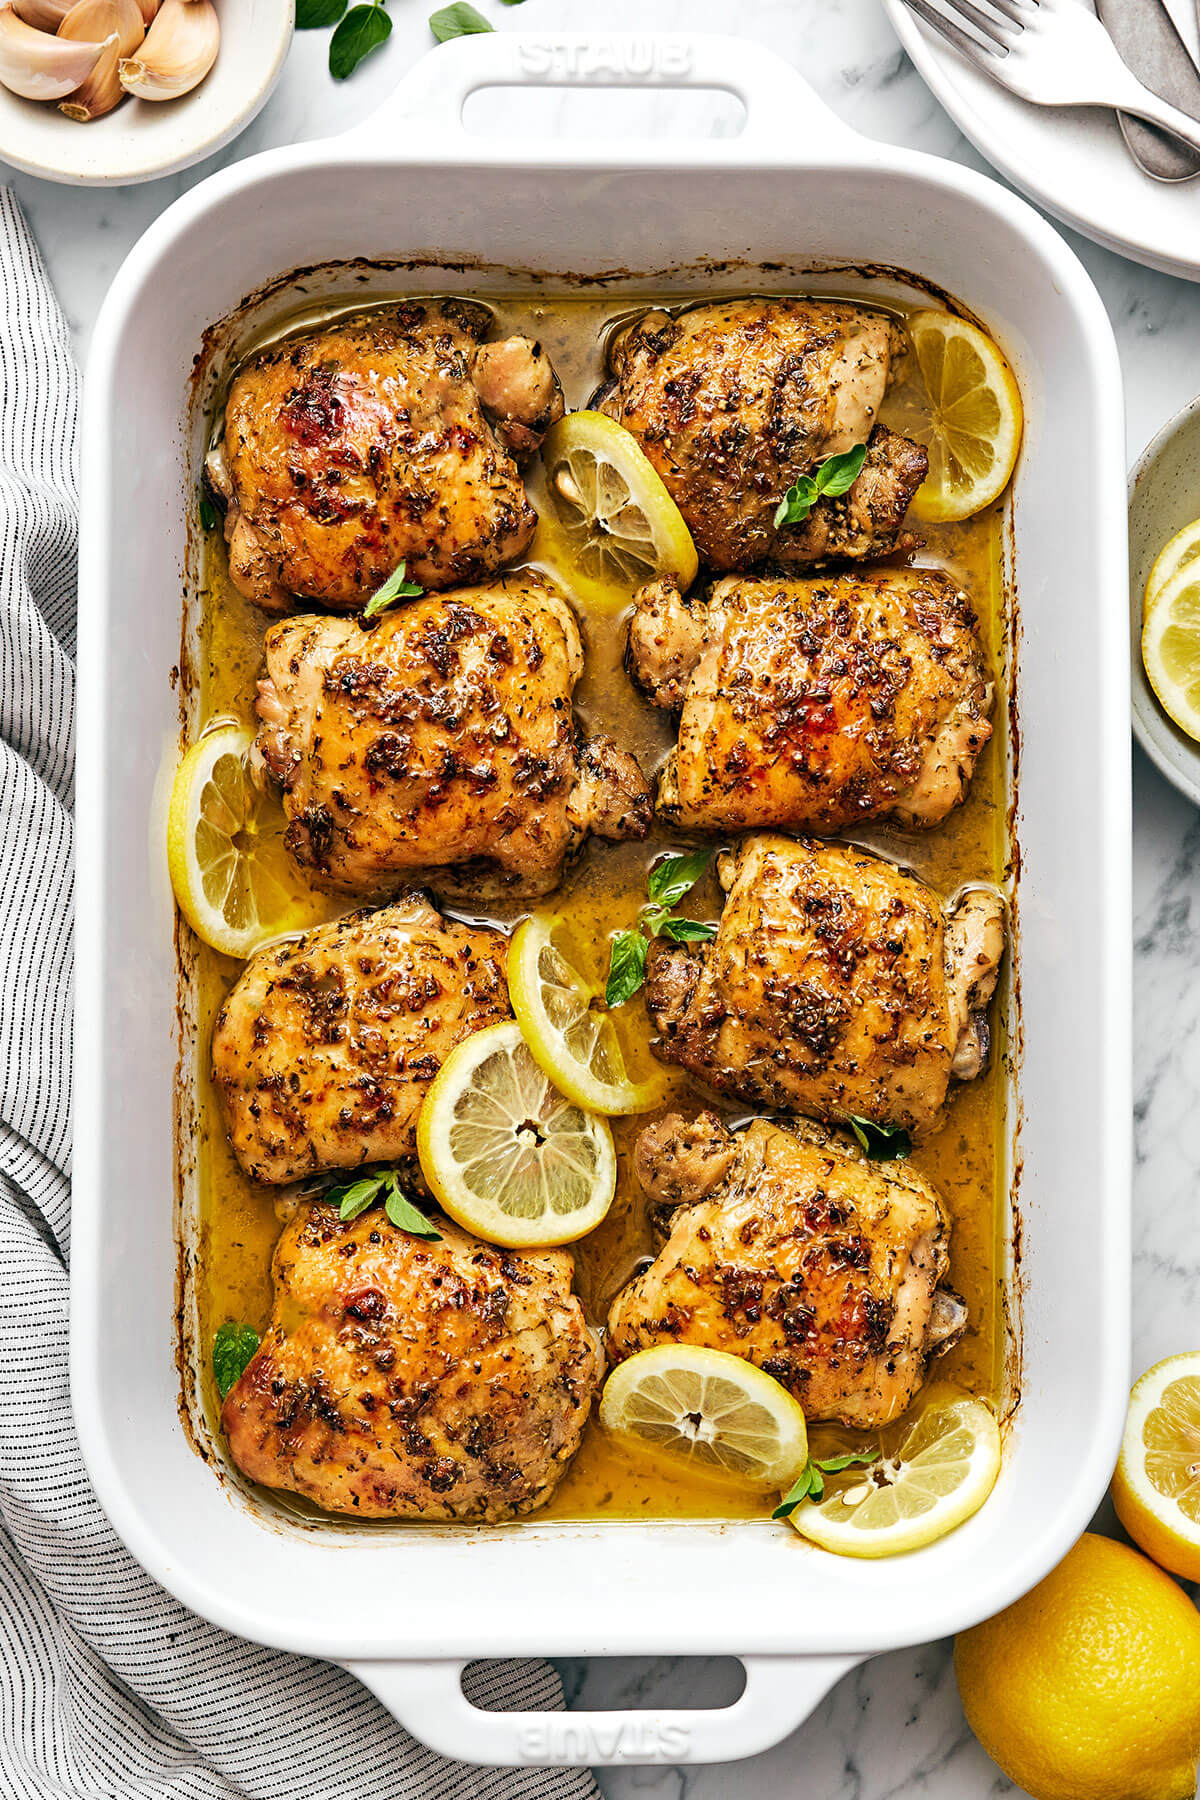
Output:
[{"xmin": 901, "ymin": 0, "xmax": 1200, "ymax": 157}]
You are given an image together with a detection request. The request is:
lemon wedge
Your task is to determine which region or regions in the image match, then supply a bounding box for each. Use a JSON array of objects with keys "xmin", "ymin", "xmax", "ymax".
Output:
[
  {"xmin": 785, "ymin": 1392, "xmax": 1001, "ymax": 1556},
  {"xmin": 1113, "ymin": 1353, "xmax": 1200, "ymax": 1583},
  {"xmin": 1142, "ymin": 561, "xmax": 1200, "ymax": 741},
  {"xmin": 888, "ymin": 310, "xmax": 1023, "ymax": 524},
  {"xmin": 599, "ymin": 1345, "xmax": 810, "ymax": 1490},
  {"xmin": 416, "ymin": 1020, "xmax": 616, "ymax": 1249},
  {"xmin": 507, "ymin": 913, "xmax": 667, "ymax": 1116},
  {"xmin": 167, "ymin": 721, "xmax": 326, "ymax": 960},
  {"xmin": 1146, "ymin": 518, "xmax": 1200, "ymax": 611},
  {"xmin": 529, "ymin": 410, "xmax": 698, "ymax": 612}
]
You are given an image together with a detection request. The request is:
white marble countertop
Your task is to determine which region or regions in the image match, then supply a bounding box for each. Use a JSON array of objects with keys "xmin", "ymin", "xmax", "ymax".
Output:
[{"xmin": 7, "ymin": 1, "xmax": 1197, "ymax": 1793}]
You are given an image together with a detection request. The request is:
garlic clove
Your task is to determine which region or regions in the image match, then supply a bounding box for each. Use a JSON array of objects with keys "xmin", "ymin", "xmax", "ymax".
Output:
[
  {"xmin": 117, "ymin": 0, "xmax": 215, "ymax": 100},
  {"xmin": 0, "ymin": 2, "xmax": 112, "ymax": 100},
  {"xmin": 11, "ymin": 0, "xmax": 71, "ymax": 30},
  {"xmin": 134, "ymin": 0, "xmax": 156, "ymax": 20},
  {"xmin": 57, "ymin": 0, "xmax": 140, "ymax": 118}
]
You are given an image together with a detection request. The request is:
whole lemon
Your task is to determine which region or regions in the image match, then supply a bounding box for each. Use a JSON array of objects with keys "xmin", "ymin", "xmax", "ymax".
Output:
[{"xmin": 955, "ymin": 1533, "xmax": 1200, "ymax": 1800}]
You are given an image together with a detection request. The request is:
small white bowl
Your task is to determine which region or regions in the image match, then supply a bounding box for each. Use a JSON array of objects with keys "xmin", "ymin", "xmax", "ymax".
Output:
[
  {"xmin": 1130, "ymin": 395, "xmax": 1200, "ymax": 808},
  {"xmin": 0, "ymin": 0, "xmax": 293, "ymax": 186}
]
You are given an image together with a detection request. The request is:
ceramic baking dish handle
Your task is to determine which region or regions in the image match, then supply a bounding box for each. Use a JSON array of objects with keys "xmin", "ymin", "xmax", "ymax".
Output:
[
  {"xmin": 344, "ymin": 31, "xmax": 864, "ymax": 158},
  {"xmin": 342, "ymin": 1653, "xmax": 862, "ymax": 1766}
]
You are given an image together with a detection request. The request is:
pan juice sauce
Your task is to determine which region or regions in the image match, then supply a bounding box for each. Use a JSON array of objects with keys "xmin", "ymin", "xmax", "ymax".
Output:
[{"xmin": 192, "ymin": 292, "xmax": 1011, "ymax": 1527}]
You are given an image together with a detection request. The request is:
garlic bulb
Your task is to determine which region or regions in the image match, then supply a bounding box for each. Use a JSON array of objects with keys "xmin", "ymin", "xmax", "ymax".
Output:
[
  {"xmin": 11, "ymin": 0, "xmax": 71, "ymax": 29},
  {"xmin": 117, "ymin": 0, "xmax": 215, "ymax": 100},
  {"xmin": 58, "ymin": 0, "xmax": 141, "ymax": 119},
  {"xmin": 0, "ymin": 2, "xmax": 112, "ymax": 100}
]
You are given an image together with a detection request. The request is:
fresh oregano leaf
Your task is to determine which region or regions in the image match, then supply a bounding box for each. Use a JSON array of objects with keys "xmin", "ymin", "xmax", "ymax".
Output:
[
  {"xmin": 606, "ymin": 930, "xmax": 649, "ymax": 1007},
  {"xmin": 430, "ymin": 2, "xmax": 492, "ymax": 40},
  {"xmin": 383, "ymin": 1175, "xmax": 442, "ymax": 1240},
  {"xmin": 213, "ymin": 1321, "xmax": 261, "ymax": 1399},
  {"xmin": 657, "ymin": 916, "xmax": 718, "ymax": 944},
  {"xmin": 646, "ymin": 848, "xmax": 711, "ymax": 908},
  {"xmin": 328, "ymin": 1173, "xmax": 387, "ymax": 1221},
  {"xmin": 772, "ymin": 1450, "xmax": 876, "ymax": 1519},
  {"xmin": 362, "ymin": 559, "xmax": 424, "ymax": 621},
  {"xmin": 774, "ymin": 444, "xmax": 868, "ymax": 529},
  {"xmin": 298, "ymin": 0, "xmax": 347, "ymax": 24},
  {"xmin": 330, "ymin": 3, "xmax": 391, "ymax": 78},
  {"xmin": 845, "ymin": 1115, "xmax": 912, "ymax": 1162}
]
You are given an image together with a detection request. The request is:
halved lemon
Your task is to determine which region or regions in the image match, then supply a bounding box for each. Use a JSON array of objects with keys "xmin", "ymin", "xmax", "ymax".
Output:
[
  {"xmin": 599, "ymin": 1346, "xmax": 810, "ymax": 1490},
  {"xmin": 888, "ymin": 310, "xmax": 1023, "ymax": 524},
  {"xmin": 1146, "ymin": 518, "xmax": 1200, "ymax": 611},
  {"xmin": 1113, "ymin": 1353, "xmax": 1200, "ymax": 1583},
  {"xmin": 167, "ymin": 721, "xmax": 326, "ymax": 959},
  {"xmin": 528, "ymin": 411, "xmax": 699, "ymax": 612},
  {"xmin": 508, "ymin": 913, "xmax": 667, "ymax": 1116},
  {"xmin": 1142, "ymin": 562, "xmax": 1200, "ymax": 741},
  {"xmin": 786, "ymin": 1392, "xmax": 1001, "ymax": 1557},
  {"xmin": 416, "ymin": 1020, "xmax": 616, "ymax": 1249}
]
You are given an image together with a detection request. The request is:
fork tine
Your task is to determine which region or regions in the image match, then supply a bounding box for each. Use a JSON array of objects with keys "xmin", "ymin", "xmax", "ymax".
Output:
[
  {"xmin": 927, "ymin": 0, "xmax": 1015, "ymax": 48},
  {"xmin": 901, "ymin": 0, "xmax": 1006, "ymax": 59},
  {"xmin": 981, "ymin": 0, "xmax": 1033, "ymax": 23}
]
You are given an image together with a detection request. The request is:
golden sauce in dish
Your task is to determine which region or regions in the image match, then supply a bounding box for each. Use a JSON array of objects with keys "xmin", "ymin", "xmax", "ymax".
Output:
[{"xmin": 190, "ymin": 293, "xmax": 1011, "ymax": 1526}]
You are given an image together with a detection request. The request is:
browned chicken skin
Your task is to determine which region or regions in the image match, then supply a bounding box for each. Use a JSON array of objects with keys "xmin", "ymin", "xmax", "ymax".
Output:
[
  {"xmin": 255, "ymin": 571, "xmax": 651, "ymax": 899},
  {"xmin": 222, "ymin": 1202, "xmax": 601, "ymax": 1520},
  {"xmin": 644, "ymin": 834, "xmax": 1005, "ymax": 1139},
  {"xmin": 609, "ymin": 1112, "xmax": 965, "ymax": 1428},
  {"xmin": 597, "ymin": 298, "xmax": 927, "ymax": 571},
  {"xmin": 628, "ymin": 569, "xmax": 992, "ymax": 834},
  {"xmin": 211, "ymin": 897, "xmax": 511, "ymax": 1185},
  {"xmin": 206, "ymin": 300, "xmax": 564, "ymax": 611}
]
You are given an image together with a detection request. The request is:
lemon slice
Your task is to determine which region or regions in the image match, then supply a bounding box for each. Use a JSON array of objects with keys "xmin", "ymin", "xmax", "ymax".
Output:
[
  {"xmin": 599, "ymin": 1345, "xmax": 810, "ymax": 1489},
  {"xmin": 529, "ymin": 411, "xmax": 699, "ymax": 612},
  {"xmin": 167, "ymin": 721, "xmax": 326, "ymax": 959},
  {"xmin": 888, "ymin": 310, "xmax": 1023, "ymax": 524},
  {"xmin": 507, "ymin": 913, "xmax": 667, "ymax": 1116},
  {"xmin": 1113, "ymin": 1354, "xmax": 1200, "ymax": 1583},
  {"xmin": 416, "ymin": 1019, "xmax": 616, "ymax": 1248},
  {"xmin": 786, "ymin": 1392, "xmax": 1001, "ymax": 1556},
  {"xmin": 1142, "ymin": 561, "xmax": 1200, "ymax": 741},
  {"xmin": 1146, "ymin": 518, "xmax": 1200, "ymax": 611}
]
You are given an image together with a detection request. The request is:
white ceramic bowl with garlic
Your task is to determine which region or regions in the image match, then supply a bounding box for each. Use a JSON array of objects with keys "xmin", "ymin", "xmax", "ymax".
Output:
[{"xmin": 0, "ymin": 0, "xmax": 292, "ymax": 185}]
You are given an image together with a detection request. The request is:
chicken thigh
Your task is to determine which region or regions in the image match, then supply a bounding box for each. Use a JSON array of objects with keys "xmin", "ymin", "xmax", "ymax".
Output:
[
  {"xmin": 608, "ymin": 1113, "xmax": 964, "ymax": 1428},
  {"xmin": 212, "ymin": 897, "xmax": 511, "ymax": 1185},
  {"xmin": 629, "ymin": 569, "xmax": 992, "ymax": 833},
  {"xmin": 644, "ymin": 834, "xmax": 1005, "ymax": 1139},
  {"xmin": 207, "ymin": 300, "xmax": 563, "ymax": 611},
  {"xmin": 222, "ymin": 1201, "xmax": 601, "ymax": 1520},
  {"xmin": 256, "ymin": 571, "xmax": 652, "ymax": 899},
  {"xmin": 596, "ymin": 298, "xmax": 927, "ymax": 571}
]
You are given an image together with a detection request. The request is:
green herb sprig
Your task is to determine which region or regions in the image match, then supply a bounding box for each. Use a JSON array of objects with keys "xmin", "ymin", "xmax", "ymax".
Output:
[
  {"xmin": 198, "ymin": 490, "xmax": 218, "ymax": 533},
  {"xmin": 212, "ymin": 1321, "xmax": 261, "ymax": 1399},
  {"xmin": 362, "ymin": 560, "xmax": 424, "ymax": 622},
  {"xmin": 430, "ymin": 2, "xmax": 492, "ymax": 39},
  {"xmin": 297, "ymin": 0, "xmax": 392, "ymax": 80},
  {"xmin": 774, "ymin": 444, "xmax": 868, "ymax": 531},
  {"xmin": 772, "ymin": 1451, "xmax": 877, "ymax": 1519},
  {"xmin": 845, "ymin": 1115, "xmax": 912, "ymax": 1162},
  {"xmin": 605, "ymin": 849, "xmax": 717, "ymax": 1007},
  {"xmin": 325, "ymin": 1168, "xmax": 442, "ymax": 1239}
]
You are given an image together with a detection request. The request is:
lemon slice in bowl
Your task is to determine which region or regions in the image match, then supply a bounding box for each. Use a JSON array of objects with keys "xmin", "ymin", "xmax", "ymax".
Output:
[
  {"xmin": 785, "ymin": 1392, "xmax": 1001, "ymax": 1557},
  {"xmin": 889, "ymin": 310, "xmax": 1023, "ymax": 524},
  {"xmin": 1141, "ymin": 562, "xmax": 1200, "ymax": 741},
  {"xmin": 599, "ymin": 1345, "xmax": 810, "ymax": 1490},
  {"xmin": 167, "ymin": 721, "xmax": 326, "ymax": 959},
  {"xmin": 1146, "ymin": 518, "xmax": 1200, "ymax": 611},
  {"xmin": 416, "ymin": 1020, "xmax": 616, "ymax": 1249},
  {"xmin": 1113, "ymin": 1353, "xmax": 1200, "ymax": 1582},
  {"xmin": 508, "ymin": 912, "xmax": 667, "ymax": 1116},
  {"xmin": 529, "ymin": 411, "xmax": 699, "ymax": 613}
]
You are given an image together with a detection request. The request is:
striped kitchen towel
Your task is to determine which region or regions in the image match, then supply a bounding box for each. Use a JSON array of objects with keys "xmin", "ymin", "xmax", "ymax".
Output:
[{"xmin": 0, "ymin": 185, "xmax": 598, "ymax": 1800}]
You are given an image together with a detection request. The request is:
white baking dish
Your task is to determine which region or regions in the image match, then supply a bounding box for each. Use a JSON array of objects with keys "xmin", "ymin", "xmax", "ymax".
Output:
[{"xmin": 74, "ymin": 33, "xmax": 1131, "ymax": 1768}]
